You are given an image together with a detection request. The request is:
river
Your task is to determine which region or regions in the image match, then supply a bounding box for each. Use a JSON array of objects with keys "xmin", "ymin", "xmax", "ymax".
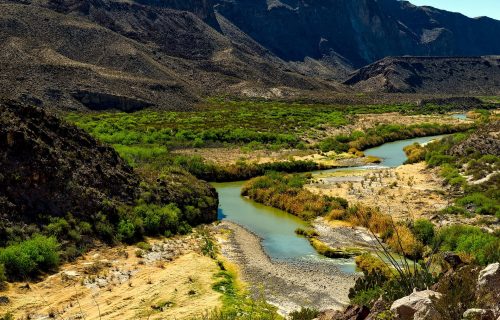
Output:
[{"xmin": 214, "ymin": 133, "xmax": 451, "ymax": 273}]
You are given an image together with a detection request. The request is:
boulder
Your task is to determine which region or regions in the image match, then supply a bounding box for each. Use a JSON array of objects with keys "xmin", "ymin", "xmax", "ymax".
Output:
[
  {"xmin": 463, "ymin": 308, "xmax": 496, "ymax": 320},
  {"xmin": 390, "ymin": 290, "xmax": 443, "ymax": 320},
  {"xmin": 317, "ymin": 305, "xmax": 370, "ymax": 320},
  {"xmin": 477, "ymin": 263, "xmax": 500, "ymax": 298}
]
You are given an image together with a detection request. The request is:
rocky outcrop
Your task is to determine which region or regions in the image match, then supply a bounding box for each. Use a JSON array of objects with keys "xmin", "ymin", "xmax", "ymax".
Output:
[
  {"xmin": 0, "ymin": 100, "xmax": 140, "ymax": 225},
  {"xmin": 390, "ymin": 290, "xmax": 443, "ymax": 320},
  {"xmin": 72, "ymin": 91, "xmax": 153, "ymax": 112},
  {"xmin": 317, "ymin": 305, "xmax": 370, "ymax": 320},
  {"xmin": 449, "ymin": 121, "xmax": 500, "ymax": 157},
  {"xmin": 0, "ymin": 101, "xmax": 219, "ymax": 241}
]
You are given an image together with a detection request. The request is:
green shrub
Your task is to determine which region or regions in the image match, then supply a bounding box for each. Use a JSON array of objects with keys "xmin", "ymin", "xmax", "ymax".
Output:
[
  {"xmin": 136, "ymin": 241, "xmax": 152, "ymax": 251},
  {"xmin": 412, "ymin": 219, "xmax": 435, "ymax": 245},
  {"xmin": 435, "ymin": 225, "xmax": 500, "ymax": 265},
  {"xmin": 289, "ymin": 308, "xmax": 319, "ymax": 320},
  {"xmin": 294, "ymin": 227, "xmax": 319, "ymax": 238},
  {"xmin": 0, "ymin": 235, "xmax": 60, "ymax": 279},
  {"xmin": 456, "ymin": 193, "xmax": 500, "ymax": 216},
  {"xmin": 118, "ymin": 220, "xmax": 136, "ymax": 242}
]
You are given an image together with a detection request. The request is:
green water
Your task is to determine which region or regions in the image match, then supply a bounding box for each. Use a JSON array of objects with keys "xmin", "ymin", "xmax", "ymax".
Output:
[{"xmin": 214, "ymin": 133, "xmax": 453, "ymax": 272}]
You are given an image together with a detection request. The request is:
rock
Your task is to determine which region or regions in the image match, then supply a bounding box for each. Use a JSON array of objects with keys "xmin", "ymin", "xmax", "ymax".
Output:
[
  {"xmin": 96, "ymin": 278, "xmax": 108, "ymax": 288},
  {"xmin": 463, "ymin": 308, "xmax": 496, "ymax": 320},
  {"xmin": 443, "ymin": 252, "xmax": 463, "ymax": 269},
  {"xmin": 390, "ymin": 290, "xmax": 443, "ymax": 320},
  {"xmin": 317, "ymin": 305, "xmax": 370, "ymax": 320},
  {"xmin": 61, "ymin": 270, "xmax": 80, "ymax": 280},
  {"xmin": 477, "ymin": 263, "xmax": 500, "ymax": 300}
]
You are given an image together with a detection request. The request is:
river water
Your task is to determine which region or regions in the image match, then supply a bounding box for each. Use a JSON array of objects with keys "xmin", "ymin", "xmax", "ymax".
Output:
[{"xmin": 214, "ymin": 133, "xmax": 451, "ymax": 272}]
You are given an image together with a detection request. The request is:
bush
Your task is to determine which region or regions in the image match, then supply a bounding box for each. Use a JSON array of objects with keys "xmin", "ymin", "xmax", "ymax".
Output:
[
  {"xmin": 242, "ymin": 173, "xmax": 347, "ymax": 220},
  {"xmin": 412, "ymin": 219, "xmax": 435, "ymax": 245},
  {"xmin": 456, "ymin": 193, "xmax": 500, "ymax": 216},
  {"xmin": 136, "ymin": 242, "xmax": 152, "ymax": 251},
  {"xmin": 355, "ymin": 254, "xmax": 392, "ymax": 278},
  {"xmin": 289, "ymin": 308, "xmax": 319, "ymax": 320},
  {"xmin": 435, "ymin": 225, "xmax": 500, "ymax": 265},
  {"xmin": 0, "ymin": 235, "xmax": 60, "ymax": 279}
]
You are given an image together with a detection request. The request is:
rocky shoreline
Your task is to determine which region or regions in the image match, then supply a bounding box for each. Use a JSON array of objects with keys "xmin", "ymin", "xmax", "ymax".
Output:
[{"xmin": 215, "ymin": 221, "xmax": 358, "ymax": 315}]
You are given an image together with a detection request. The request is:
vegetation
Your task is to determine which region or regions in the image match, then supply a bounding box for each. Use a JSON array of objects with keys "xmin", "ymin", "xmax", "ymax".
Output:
[
  {"xmin": 168, "ymin": 156, "xmax": 321, "ymax": 182},
  {"xmin": 242, "ymin": 172, "xmax": 347, "ymax": 220},
  {"xmin": 0, "ymin": 236, "xmax": 59, "ymax": 280},
  {"xmin": 294, "ymin": 227, "xmax": 318, "ymax": 238},
  {"xmin": 204, "ymin": 259, "xmax": 280, "ymax": 320},
  {"xmin": 422, "ymin": 130, "xmax": 500, "ymax": 218},
  {"xmin": 435, "ymin": 225, "xmax": 499, "ymax": 265},
  {"xmin": 288, "ymin": 308, "xmax": 319, "ymax": 320},
  {"xmin": 309, "ymin": 238, "xmax": 363, "ymax": 258},
  {"xmin": 319, "ymin": 123, "xmax": 466, "ymax": 153},
  {"xmin": 66, "ymin": 100, "xmax": 471, "ymax": 182}
]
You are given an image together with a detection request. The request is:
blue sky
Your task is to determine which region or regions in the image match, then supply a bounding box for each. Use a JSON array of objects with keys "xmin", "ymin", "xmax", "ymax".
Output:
[{"xmin": 409, "ymin": 0, "xmax": 500, "ymax": 20}]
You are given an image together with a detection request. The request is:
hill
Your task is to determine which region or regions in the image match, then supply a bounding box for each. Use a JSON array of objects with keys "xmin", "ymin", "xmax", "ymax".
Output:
[
  {"xmin": 0, "ymin": 0, "xmax": 499, "ymax": 110},
  {"xmin": 344, "ymin": 56, "xmax": 500, "ymax": 94},
  {"xmin": 0, "ymin": 100, "xmax": 218, "ymax": 250}
]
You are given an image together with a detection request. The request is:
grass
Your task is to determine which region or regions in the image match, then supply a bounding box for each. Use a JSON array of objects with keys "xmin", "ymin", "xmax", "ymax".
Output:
[
  {"xmin": 241, "ymin": 172, "xmax": 348, "ymax": 220},
  {"xmin": 65, "ymin": 99, "xmax": 472, "ymax": 183},
  {"xmin": 201, "ymin": 258, "xmax": 280, "ymax": 320}
]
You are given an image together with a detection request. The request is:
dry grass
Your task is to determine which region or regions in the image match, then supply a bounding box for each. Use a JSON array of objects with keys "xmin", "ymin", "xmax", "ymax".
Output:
[{"xmin": 0, "ymin": 240, "xmax": 222, "ymax": 320}]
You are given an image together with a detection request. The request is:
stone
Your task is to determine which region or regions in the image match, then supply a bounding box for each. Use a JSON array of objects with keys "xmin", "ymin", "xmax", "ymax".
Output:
[
  {"xmin": 317, "ymin": 305, "xmax": 370, "ymax": 320},
  {"xmin": 390, "ymin": 290, "xmax": 443, "ymax": 320},
  {"xmin": 463, "ymin": 308, "xmax": 495, "ymax": 320},
  {"xmin": 61, "ymin": 270, "xmax": 80, "ymax": 280},
  {"xmin": 477, "ymin": 263, "xmax": 500, "ymax": 294}
]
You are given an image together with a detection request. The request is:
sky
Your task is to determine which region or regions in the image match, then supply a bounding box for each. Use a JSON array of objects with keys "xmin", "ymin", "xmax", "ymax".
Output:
[{"xmin": 409, "ymin": 0, "xmax": 500, "ymax": 20}]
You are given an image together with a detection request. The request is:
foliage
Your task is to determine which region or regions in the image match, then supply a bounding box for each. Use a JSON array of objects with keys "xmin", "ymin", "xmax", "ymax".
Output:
[
  {"xmin": 202, "ymin": 259, "xmax": 280, "ymax": 320},
  {"xmin": 288, "ymin": 308, "xmax": 319, "ymax": 320},
  {"xmin": 355, "ymin": 254, "xmax": 392, "ymax": 278},
  {"xmin": 294, "ymin": 227, "xmax": 319, "ymax": 238},
  {"xmin": 403, "ymin": 143, "xmax": 426, "ymax": 164},
  {"xmin": 318, "ymin": 123, "xmax": 467, "ymax": 153},
  {"xmin": 412, "ymin": 219, "xmax": 435, "ymax": 245},
  {"xmin": 309, "ymin": 238, "xmax": 362, "ymax": 258},
  {"xmin": 242, "ymin": 172, "xmax": 347, "ymax": 220},
  {"xmin": 423, "ymin": 131, "xmax": 500, "ymax": 218},
  {"xmin": 0, "ymin": 236, "xmax": 60, "ymax": 280},
  {"xmin": 435, "ymin": 225, "xmax": 500, "ymax": 265}
]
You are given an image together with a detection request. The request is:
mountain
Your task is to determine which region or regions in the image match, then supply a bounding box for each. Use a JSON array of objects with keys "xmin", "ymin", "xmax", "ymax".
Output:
[
  {"xmin": 0, "ymin": 0, "xmax": 499, "ymax": 110},
  {"xmin": 344, "ymin": 56, "xmax": 500, "ymax": 94},
  {"xmin": 215, "ymin": 0, "xmax": 500, "ymax": 68}
]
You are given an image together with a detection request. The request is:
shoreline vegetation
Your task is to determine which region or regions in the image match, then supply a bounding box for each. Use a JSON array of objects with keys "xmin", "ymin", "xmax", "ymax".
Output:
[{"xmin": 66, "ymin": 99, "xmax": 474, "ymax": 182}]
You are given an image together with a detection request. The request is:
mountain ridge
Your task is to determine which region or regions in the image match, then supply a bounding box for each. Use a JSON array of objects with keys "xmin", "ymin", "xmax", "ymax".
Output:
[{"xmin": 0, "ymin": 0, "xmax": 499, "ymax": 110}]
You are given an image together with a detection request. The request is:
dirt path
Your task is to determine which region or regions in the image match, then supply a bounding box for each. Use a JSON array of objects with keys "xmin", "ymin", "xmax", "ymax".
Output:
[{"xmin": 215, "ymin": 221, "xmax": 357, "ymax": 315}]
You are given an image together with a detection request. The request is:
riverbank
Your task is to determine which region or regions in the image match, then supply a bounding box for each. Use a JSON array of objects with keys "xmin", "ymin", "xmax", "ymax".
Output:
[
  {"xmin": 308, "ymin": 162, "xmax": 448, "ymax": 220},
  {"xmin": 214, "ymin": 221, "xmax": 357, "ymax": 315}
]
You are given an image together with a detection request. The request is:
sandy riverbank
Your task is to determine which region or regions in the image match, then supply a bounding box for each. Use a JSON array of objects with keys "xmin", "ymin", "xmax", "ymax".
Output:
[
  {"xmin": 214, "ymin": 221, "xmax": 358, "ymax": 315},
  {"xmin": 307, "ymin": 163, "xmax": 448, "ymax": 220}
]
